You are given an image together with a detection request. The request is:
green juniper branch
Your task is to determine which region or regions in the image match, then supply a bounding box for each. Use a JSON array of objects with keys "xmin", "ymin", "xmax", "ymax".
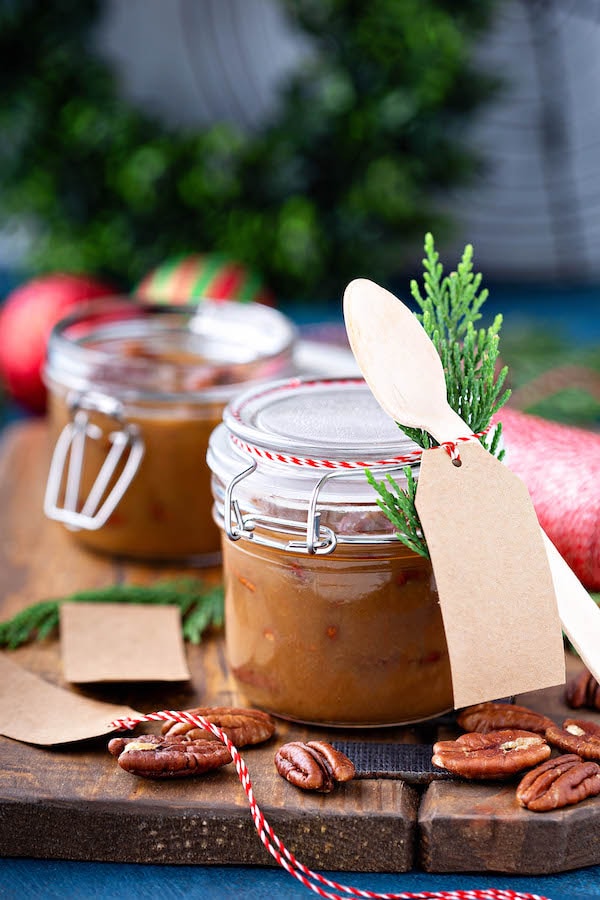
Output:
[
  {"xmin": 0, "ymin": 579, "xmax": 224, "ymax": 650},
  {"xmin": 368, "ymin": 233, "xmax": 511, "ymax": 557},
  {"xmin": 366, "ymin": 466, "xmax": 428, "ymax": 559}
]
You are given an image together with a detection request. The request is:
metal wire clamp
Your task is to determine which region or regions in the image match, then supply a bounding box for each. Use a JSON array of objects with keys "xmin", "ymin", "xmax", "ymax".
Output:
[
  {"xmin": 44, "ymin": 391, "xmax": 145, "ymax": 531},
  {"xmin": 218, "ymin": 449, "xmax": 414, "ymax": 555}
]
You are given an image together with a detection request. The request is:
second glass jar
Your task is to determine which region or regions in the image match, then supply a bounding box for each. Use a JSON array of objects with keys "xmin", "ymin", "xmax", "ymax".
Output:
[{"xmin": 44, "ymin": 299, "xmax": 297, "ymax": 562}]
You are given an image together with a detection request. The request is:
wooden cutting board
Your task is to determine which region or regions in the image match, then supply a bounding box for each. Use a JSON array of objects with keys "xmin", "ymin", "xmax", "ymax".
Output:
[{"xmin": 0, "ymin": 420, "xmax": 599, "ymax": 875}]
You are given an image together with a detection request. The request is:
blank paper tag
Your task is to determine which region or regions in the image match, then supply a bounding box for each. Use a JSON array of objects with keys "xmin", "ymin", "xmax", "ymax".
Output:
[
  {"xmin": 60, "ymin": 603, "xmax": 190, "ymax": 683},
  {"xmin": 0, "ymin": 652, "xmax": 140, "ymax": 745},
  {"xmin": 415, "ymin": 440, "xmax": 565, "ymax": 709}
]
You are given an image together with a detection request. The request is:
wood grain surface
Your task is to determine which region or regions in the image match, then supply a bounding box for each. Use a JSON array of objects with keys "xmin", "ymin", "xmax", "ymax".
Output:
[{"xmin": 0, "ymin": 421, "xmax": 598, "ymax": 874}]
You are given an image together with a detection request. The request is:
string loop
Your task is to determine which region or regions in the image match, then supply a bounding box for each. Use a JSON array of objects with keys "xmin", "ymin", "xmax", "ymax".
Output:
[
  {"xmin": 109, "ymin": 709, "xmax": 549, "ymax": 900},
  {"xmin": 231, "ymin": 431, "xmax": 487, "ymax": 471}
]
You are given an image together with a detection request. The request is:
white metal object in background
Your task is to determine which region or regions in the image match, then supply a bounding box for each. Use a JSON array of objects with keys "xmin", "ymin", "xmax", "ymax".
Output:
[{"xmin": 44, "ymin": 392, "xmax": 145, "ymax": 531}]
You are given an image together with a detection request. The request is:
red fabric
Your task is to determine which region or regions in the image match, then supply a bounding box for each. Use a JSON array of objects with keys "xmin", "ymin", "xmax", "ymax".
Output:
[{"xmin": 497, "ymin": 408, "xmax": 600, "ymax": 591}]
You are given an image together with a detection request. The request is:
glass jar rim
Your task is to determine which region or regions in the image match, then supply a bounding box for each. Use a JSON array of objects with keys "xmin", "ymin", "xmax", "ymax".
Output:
[
  {"xmin": 44, "ymin": 297, "xmax": 297, "ymax": 404},
  {"xmin": 208, "ymin": 377, "xmax": 422, "ymax": 554}
]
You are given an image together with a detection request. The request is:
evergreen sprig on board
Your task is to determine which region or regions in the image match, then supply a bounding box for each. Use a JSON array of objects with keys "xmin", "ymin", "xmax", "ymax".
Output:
[
  {"xmin": 0, "ymin": 578, "xmax": 224, "ymax": 649},
  {"xmin": 368, "ymin": 234, "xmax": 511, "ymax": 557}
]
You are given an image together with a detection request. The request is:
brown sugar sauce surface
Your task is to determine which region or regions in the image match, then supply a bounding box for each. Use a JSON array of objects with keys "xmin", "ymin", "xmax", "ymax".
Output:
[{"xmin": 223, "ymin": 537, "xmax": 453, "ymax": 727}]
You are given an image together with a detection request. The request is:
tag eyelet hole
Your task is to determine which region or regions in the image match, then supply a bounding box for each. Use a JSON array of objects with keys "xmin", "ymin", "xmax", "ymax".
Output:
[{"xmin": 452, "ymin": 458, "xmax": 462, "ymax": 468}]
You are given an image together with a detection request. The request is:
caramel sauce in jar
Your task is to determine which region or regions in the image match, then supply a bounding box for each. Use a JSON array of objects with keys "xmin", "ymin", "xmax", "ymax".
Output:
[
  {"xmin": 46, "ymin": 395, "xmax": 225, "ymax": 560},
  {"xmin": 44, "ymin": 300, "xmax": 296, "ymax": 562},
  {"xmin": 222, "ymin": 539, "xmax": 451, "ymax": 726},
  {"xmin": 208, "ymin": 377, "xmax": 453, "ymax": 726}
]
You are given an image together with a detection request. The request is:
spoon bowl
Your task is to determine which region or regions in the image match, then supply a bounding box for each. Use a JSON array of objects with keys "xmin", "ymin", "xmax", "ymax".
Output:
[{"xmin": 343, "ymin": 279, "xmax": 471, "ymax": 443}]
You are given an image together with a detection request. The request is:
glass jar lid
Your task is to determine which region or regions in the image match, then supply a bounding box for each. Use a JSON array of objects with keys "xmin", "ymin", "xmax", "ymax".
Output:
[
  {"xmin": 208, "ymin": 377, "xmax": 422, "ymax": 555},
  {"xmin": 45, "ymin": 299, "xmax": 297, "ymax": 404},
  {"xmin": 223, "ymin": 377, "xmax": 420, "ymax": 462}
]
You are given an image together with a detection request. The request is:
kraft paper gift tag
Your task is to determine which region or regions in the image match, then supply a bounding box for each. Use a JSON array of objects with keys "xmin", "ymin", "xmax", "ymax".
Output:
[
  {"xmin": 0, "ymin": 652, "xmax": 140, "ymax": 745},
  {"xmin": 415, "ymin": 440, "xmax": 565, "ymax": 709},
  {"xmin": 60, "ymin": 602, "xmax": 190, "ymax": 683}
]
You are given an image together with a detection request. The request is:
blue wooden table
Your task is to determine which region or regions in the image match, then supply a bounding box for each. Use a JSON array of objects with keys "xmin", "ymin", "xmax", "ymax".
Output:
[{"xmin": 2, "ymin": 858, "xmax": 600, "ymax": 899}]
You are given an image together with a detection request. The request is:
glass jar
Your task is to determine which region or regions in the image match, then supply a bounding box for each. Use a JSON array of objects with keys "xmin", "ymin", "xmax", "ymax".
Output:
[
  {"xmin": 44, "ymin": 299, "xmax": 297, "ymax": 563},
  {"xmin": 207, "ymin": 377, "xmax": 453, "ymax": 726}
]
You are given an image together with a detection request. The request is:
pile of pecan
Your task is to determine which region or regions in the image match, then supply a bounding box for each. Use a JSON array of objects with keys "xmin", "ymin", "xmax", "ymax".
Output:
[
  {"xmin": 109, "ymin": 706, "xmax": 276, "ymax": 779},
  {"xmin": 107, "ymin": 705, "xmax": 356, "ymax": 795},
  {"xmin": 108, "ymin": 734, "xmax": 233, "ymax": 778},
  {"xmin": 107, "ymin": 670, "xmax": 600, "ymax": 810},
  {"xmin": 432, "ymin": 685, "xmax": 600, "ymax": 813},
  {"xmin": 432, "ymin": 729, "xmax": 551, "ymax": 781},
  {"xmin": 159, "ymin": 706, "xmax": 276, "ymax": 746}
]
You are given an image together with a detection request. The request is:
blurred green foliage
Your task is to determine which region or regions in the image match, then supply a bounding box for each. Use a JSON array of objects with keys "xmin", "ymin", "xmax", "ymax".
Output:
[
  {"xmin": 0, "ymin": 0, "xmax": 497, "ymax": 298},
  {"xmin": 501, "ymin": 325, "xmax": 600, "ymax": 427}
]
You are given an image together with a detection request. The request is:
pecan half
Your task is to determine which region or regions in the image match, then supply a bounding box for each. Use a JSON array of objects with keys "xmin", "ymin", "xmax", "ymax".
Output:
[
  {"xmin": 108, "ymin": 734, "xmax": 232, "ymax": 778},
  {"xmin": 566, "ymin": 669, "xmax": 600, "ymax": 711},
  {"xmin": 274, "ymin": 741, "xmax": 355, "ymax": 792},
  {"xmin": 160, "ymin": 707, "xmax": 276, "ymax": 747},
  {"xmin": 457, "ymin": 702, "xmax": 554, "ymax": 736},
  {"xmin": 517, "ymin": 754, "xmax": 600, "ymax": 811},
  {"xmin": 546, "ymin": 718, "xmax": 600, "ymax": 760},
  {"xmin": 432, "ymin": 730, "xmax": 550, "ymax": 780}
]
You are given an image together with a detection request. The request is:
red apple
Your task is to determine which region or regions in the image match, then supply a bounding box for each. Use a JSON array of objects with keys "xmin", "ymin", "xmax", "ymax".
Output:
[{"xmin": 0, "ymin": 273, "xmax": 112, "ymax": 413}]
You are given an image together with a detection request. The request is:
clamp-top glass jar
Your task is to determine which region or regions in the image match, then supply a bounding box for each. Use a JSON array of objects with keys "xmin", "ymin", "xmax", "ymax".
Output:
[
  {"xmin": 208, "ymin": 377, "xmax": 453, "ymax": 726},
  {"xmin": 44, "ymin": 299, "xmax": 296, "ymax": 562}
]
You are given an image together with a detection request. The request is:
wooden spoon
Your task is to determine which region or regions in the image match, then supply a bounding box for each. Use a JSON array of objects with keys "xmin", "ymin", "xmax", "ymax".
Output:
[
  {"xmin": 343, "ymin": 277, "xmax": 600, "ymax": 685},
  {"xmin": 344, "ymin": 278, "xmax": 471, "ymax": 444}
]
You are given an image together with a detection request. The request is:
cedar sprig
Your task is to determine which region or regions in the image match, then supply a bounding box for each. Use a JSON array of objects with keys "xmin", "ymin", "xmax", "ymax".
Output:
[
  {"xmin": 366, "ymin": 466, "xmax": 429, "ymax": 559},
  {"xmin": 0, "ymin": 578, "xmax": 224, "ymax": 650},
  {"xmin": 405, "ymin": 232, "xmax": 511, "ymax": 451},
  {"xmin": 368, "ymin": 233, "xmax": 511, "ymax": 555}
]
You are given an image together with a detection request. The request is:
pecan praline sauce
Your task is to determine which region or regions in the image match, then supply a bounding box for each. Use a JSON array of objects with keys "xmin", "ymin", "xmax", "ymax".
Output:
[
  {"xmin": 47, "ymin": 389, "xmax": 225, "ymax": 560},
  {"xmin": 223, "ymin": 539, "xmax": 452, "ymax": 726},
  {"xmin": 209, "ymin": 378, "xmax": 454, "ymax": 727}
]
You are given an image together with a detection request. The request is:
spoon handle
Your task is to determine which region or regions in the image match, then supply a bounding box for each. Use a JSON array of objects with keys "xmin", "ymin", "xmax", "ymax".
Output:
[
  {"xmin": 428, "ymin": 408, "xmax": 600, "ymax": 682},
  {"xmin": 426, "ymin": 406, "xmax": 474, "ymax": 445},
  {"xmin": 542, "ymin": 534, "xmax": 600, "ymax": 684}
]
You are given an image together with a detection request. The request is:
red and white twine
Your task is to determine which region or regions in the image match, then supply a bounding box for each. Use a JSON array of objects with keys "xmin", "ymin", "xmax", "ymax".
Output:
[
  {"xmin": 109, "ymin": 709, "xmax": 550, "ymax": 900},
  {"xmin": 230, "ymin": 432, "xmax": 486, "ymax": 470},
  {"xmin": 229, "ymin": 434, "xmax": 425, "ymax": 469},
  {"xmin": 229, "ymin": 377, "xmax": 487, "ymax": 468}
]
